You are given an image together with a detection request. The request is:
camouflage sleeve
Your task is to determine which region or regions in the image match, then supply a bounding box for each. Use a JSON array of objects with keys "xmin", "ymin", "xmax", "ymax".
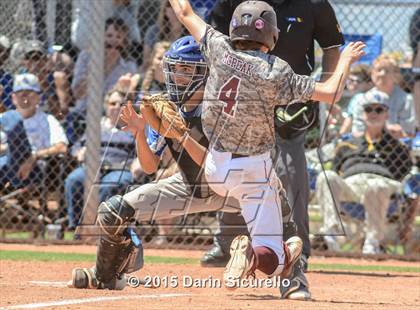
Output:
[
  {"xmin": 277, "ymin": 62, "xmax": 316, "ymax": 105},
  {"xmin": 199, "ymin": 25, "xmax": 230, "ymax": 65}
]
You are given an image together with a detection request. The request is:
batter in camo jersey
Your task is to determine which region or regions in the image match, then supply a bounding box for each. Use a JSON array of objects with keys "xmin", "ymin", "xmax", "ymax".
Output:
[
  {"xmin": 201, "ymin": 35, "xmax": 315, "ymax": 155},
  {"xmin": 170, "ymin": 0, "xmax": 365, "ymax": 287}
]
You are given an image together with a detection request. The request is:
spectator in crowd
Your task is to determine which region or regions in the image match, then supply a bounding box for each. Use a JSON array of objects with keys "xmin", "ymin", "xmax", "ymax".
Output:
[
  {"xmin": 50, "ymin": 47, "xmax": 75, "ymax": 117},
  {"xmin": 339, "ymin": 64, "xmax": 372, "ymax": 135},
  {"xmin": 109, "ymin": 0, "xmax": 141, "ymax": 46},
  {"xmin": 409, "ymin": 8, "xmax": 420, "ymax": 129},
  {"xmin": 72, "ymin": 0, "xmax": 140, "ymax": 52},
  {"xmin": 68, "ymin": 17, "xmax": 137, "ymax": 144},
  {"xmin": 351, "ymin": 54, "xmax": 416, "ymax": 138},
  {"xmin": 0, "ymin": 73, "xmax": 68, "ymax": 190},
  {"xmin": 107, "ymin": 0, "xmax": 142, "ymax": 64},
  {"xmin": 117, "ymin": 41, "xmax": 170, "ymax": 99},
  {"xmin": 21, "ymin": 40, "xmax": 66, "ymax": 119},
  {"xmin": 138, "ymin": 41, "xmax": 171, "ymax": 94},
  {"xmin": 0, "ymin": 35, "xmax": 13, "ymax": 112},
  {"xmin": 141, "ymin": 0, "xmax": 188, "ymax": 73},
  {"xmin": 316, "ymin": 88, "xmax": 412, "ymax": 255},
  {"xmin": 64, "ymin": 87, "xmax": 135, "ymax": 230}
]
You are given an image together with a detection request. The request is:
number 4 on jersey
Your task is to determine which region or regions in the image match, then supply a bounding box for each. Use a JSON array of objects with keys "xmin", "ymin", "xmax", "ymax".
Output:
[{"xmin": 218, "ymin": 76, "xmax": 241, "ymax": 117}]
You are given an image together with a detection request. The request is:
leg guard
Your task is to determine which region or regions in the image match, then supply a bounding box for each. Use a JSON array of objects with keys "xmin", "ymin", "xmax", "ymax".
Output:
[
  {"xmin": 97, "ymin": 195, "xmax": 135, "ymax": 242},
  {"xmin": 95, "ymin": 196, "xmax": 144, "ymax": 286}
]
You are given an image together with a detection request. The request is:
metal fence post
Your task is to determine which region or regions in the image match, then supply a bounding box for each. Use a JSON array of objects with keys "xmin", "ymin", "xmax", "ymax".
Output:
[{"xmin": 76, "ymin": 0, "xmax": 105, "ymax": 238}]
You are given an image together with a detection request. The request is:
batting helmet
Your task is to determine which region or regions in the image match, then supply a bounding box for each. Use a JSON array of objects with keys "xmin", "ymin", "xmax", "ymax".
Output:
[
  {"xmin": 163, "ymin": 36, "xmax": 208, "ymax": 107},
  {"xmin": 229, "ymin": 1, "xmax": 279, "ymax": 51}
]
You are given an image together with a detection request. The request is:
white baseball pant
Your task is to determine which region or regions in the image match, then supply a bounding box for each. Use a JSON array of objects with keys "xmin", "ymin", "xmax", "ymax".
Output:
[{"xmin": 204, "ymin": 149, "xmax": 286, "ymax": 271}]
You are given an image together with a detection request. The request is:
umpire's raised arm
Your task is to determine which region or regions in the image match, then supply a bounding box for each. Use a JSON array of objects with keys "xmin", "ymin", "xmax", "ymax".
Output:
[{"xmin": 169, "ymin": 0, "xmax": 207, "ymax": 42}]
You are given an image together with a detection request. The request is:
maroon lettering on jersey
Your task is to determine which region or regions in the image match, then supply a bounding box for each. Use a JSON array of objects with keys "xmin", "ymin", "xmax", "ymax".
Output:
[{"xmin": 222, "ymin": 52, "xmax": 255, "ymax": 77}]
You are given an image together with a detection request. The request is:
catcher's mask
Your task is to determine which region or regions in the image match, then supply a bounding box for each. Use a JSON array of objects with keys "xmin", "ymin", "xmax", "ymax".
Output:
[{"xmin": 163, "ymin": 36, "xmax": 208, "ymax": 107}]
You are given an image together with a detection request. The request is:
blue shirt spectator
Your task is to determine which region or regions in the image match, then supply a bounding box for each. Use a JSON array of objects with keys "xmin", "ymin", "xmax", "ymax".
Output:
[
  {"xmin": 352, "ymin": 86, "xmax": 415, "ymax": 137},
  {"xmin": 72, "ymin": 0, "xmax": 141, "ymax": 50},
  {"xmin": 71, "ymin": 49, "xmax": 137, "ymax": 112},
  {"xmin": 67, "ymin": 18, "xmax": 137, "ymax": 144},
  {"xmin": 71, "ymin": 18, "xmax": 137, "ymax": 112},
  {"xmin": 19, "ymin": 40, "xmax": 69, "ymax": 119},
  {"xmin": 351, "ymin": 55, "xmax": 416, "ymax": 138},
  {"xmin": 0, "ymin": 73, "xmax": 68, "ymax": 190}
]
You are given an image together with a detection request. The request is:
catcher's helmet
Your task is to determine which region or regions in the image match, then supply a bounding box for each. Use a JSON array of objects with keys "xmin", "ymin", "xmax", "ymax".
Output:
[
  {"xmin": 163, "ymin": 36, "xmax": 208, "ymax": 107},
  {"xmin": 230, "ymin": 1, "xmax": 279, "ymax": 51}
]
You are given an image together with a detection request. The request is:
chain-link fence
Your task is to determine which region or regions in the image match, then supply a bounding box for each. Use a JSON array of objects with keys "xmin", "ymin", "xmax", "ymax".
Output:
[{"xmin": 0, "ymin": 0, "xmax": 419, "ymax": 258}]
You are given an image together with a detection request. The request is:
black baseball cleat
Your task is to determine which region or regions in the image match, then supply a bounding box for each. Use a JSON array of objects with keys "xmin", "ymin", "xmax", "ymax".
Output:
[
  {"xmin": 67, "ymin": 267, "xmax": 126, "ymax": 290},
  {"xmin": 200, "ymin": 244, "xmax": 230, "ymax": 267}
]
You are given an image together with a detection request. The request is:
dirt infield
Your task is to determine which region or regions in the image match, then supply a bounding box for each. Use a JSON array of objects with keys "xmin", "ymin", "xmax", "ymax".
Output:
[{"xmin": 1, "ymin": 244, "xmax": 419, "ymax": 310}]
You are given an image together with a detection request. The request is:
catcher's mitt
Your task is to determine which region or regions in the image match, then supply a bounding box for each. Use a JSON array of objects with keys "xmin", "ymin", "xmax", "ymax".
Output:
[{"xmin": 140, "ymin": 94, "xmax": 189, "ymax": 140}]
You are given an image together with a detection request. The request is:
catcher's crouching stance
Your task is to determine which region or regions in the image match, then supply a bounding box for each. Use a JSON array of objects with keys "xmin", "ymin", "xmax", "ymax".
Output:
[{"xmin": 68, "ymin": 36, "xmax": 240, "ymax": 289}]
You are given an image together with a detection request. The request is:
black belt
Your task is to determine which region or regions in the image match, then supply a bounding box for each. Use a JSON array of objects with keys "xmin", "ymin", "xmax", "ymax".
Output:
[{"xmin": 231, "ymin": 153, "xmax": 249, "ymax": 159}]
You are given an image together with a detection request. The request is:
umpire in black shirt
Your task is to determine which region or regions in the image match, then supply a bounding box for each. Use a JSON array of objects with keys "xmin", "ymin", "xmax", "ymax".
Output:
[{"xmin": 201, "ymin": 0, "xmax": 344, "ymax": 300}]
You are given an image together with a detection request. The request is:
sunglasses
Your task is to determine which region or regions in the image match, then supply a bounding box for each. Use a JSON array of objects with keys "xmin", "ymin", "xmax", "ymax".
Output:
[
  {"xmin": 364, "ymin": 106, "xmax": 387, "ymax": 114},
  {"xmin": 25, "ymin": 52, "xmax": 44, "ymax": 61}
]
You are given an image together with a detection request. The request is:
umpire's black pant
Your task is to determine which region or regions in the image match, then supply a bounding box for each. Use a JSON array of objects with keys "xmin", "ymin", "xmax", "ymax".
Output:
[{"xmin": 213, "ymin": 132, "xmax": 311, "ymax": 258}]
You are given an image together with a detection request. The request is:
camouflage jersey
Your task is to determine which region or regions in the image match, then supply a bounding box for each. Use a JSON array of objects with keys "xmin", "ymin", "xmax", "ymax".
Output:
[{"xmin": 199, "ymin": 26, "xmax": 315, "ymax": 156}]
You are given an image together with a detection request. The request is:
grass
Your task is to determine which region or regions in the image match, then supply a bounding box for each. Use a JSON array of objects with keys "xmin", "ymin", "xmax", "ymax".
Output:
[
  {"xmin": 0, "ymin": 250, "xmax": 198, "ymax": 265},
  {"xmin": 0, "ymin": 250, "xmax": 419, "ymax": 273},
  {"xmin": 3, "ymin": 231, "xmax": 75, "ymax": 240},
  {"xmin": 2, "ymin": 232, "xmax": 32, "ymax": 239},
  {"xmin": 309, "ymin": 263, "xmax": 420, "ymax": 273},
  {"xmin": 339, "ymin": 243, "xmax": 405, "ymax": 255}
]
